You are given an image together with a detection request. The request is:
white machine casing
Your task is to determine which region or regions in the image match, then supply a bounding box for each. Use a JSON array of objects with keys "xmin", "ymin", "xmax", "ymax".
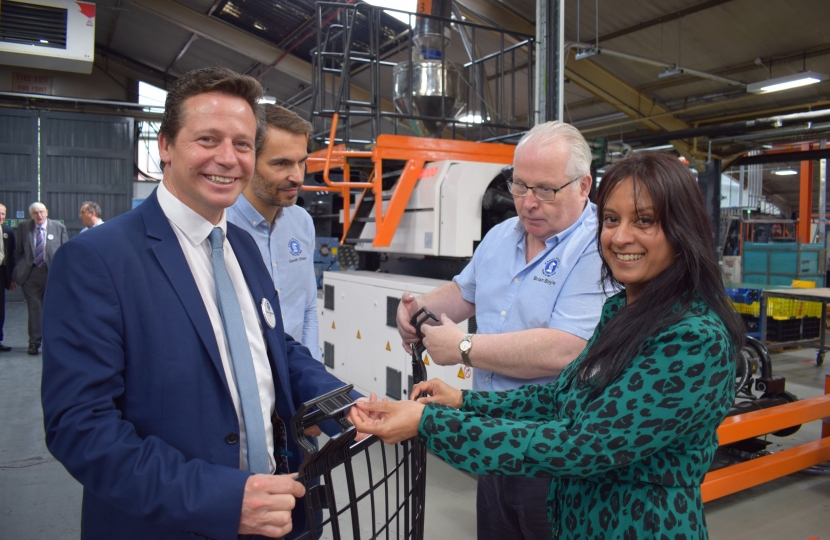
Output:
[
  {"xmin": 0, "ymin": 0, "xmax": 96, "ymax": 74},
  {"xmin": 355, "ymin": 160, "xmax": 507, "ymax": 257},
  {"xmin": 318, "ymin": 270, "xmax": 475, "ymax": 400}
]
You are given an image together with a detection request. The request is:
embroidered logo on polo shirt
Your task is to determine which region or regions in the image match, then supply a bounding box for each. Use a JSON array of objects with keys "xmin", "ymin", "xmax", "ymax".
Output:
[
  {"xmin": 288, "ymin": 238, "xmax": 302, "ymax": 256},
  {"xmin": 542, "ymin": 258, "xmax": 559, "ymax": 276}
]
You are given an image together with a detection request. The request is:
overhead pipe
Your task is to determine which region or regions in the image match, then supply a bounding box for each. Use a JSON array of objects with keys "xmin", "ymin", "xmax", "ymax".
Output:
[{"xmin": 638, "ymin": 108, "xmax": 830, "ymax": 147}]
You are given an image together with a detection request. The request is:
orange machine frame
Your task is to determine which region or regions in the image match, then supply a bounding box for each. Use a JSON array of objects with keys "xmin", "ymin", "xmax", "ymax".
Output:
[
  {"xmin": 305, "ymin": 113, "xmax": 516, "ymax": 246},
  {"xmin": 701, "ymin": 375, "xmax": 830, "ymax": 502}
]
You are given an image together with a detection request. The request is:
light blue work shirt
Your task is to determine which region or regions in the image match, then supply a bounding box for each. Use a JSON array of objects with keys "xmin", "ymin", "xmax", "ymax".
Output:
[
  {"xmin": 227, "ymin": 195, "xmax": 321, "ymax": 360},
  {"xmin": 454, "ymin": 202, "xmax": 606, "ymax": 392}
]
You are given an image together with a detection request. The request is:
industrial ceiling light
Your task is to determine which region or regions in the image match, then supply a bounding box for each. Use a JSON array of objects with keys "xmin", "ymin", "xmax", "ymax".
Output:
[
  {"xmin": 575, "ymin": 48, "xmax": 599, "ymax": 61},
  {"xmin": 658, "ymin": 66, "xmax": 684, "ymax": 79},
  {"xmin": 747, "ymin": 71, "xmax": 828, "ymax": 94},
  {"xmin": 774, "ymin": 169, "xmax": 798, "ymax": 176}
]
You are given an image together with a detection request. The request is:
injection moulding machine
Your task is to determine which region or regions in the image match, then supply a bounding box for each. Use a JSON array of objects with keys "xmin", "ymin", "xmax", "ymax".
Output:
[
  {"xmin": 316, "ymin": 160, "xmax": 511, "ymax": 399},
  {"xmin": 317, "ymin": 271, "xmax": 476, "ymax": 400}
]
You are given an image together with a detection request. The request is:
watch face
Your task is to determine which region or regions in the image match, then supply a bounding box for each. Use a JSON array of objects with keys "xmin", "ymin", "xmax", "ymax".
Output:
[{"xmin": 460, "ymin": 340, "xmax": 472, "ymax": 352}]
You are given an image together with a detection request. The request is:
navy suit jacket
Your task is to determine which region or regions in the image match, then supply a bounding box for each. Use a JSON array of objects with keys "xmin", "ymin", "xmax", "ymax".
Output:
[
  {"xmin": 1, "ymin": 223, "xmax": 14, "ymax": 289},
  {"xmin": 42, "ymin": 190, "xmax": 351, "ymax": 540}
]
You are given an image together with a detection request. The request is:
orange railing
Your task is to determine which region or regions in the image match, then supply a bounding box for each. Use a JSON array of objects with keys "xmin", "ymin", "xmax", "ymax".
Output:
[
  {"xmin": 701, "ymin": 375, "xmax": 830, "ymax": 502},
  {"xmin": 306, "ymin": 113, "xmax": 515, "ymax": 246}
]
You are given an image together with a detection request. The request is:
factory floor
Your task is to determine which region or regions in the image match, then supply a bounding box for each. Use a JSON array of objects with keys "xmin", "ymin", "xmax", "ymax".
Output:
[{"xmin": 1, "ymin": 299, "xmax": 828, "ymax": 539}]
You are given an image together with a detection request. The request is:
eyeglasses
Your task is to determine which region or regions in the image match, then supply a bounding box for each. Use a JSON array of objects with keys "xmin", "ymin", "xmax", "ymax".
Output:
[{"xmin": 506, "ymin": 176, "xmax": 582, "ymax": 202}]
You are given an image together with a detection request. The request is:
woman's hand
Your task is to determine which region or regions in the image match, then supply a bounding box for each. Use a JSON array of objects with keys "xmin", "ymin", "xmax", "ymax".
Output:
[
  {"xmin": 411, "ymin": 378, "xmax": 463, "ymax": 409},
  {"xmin": 347, "ymin": 400, "xmax": 426, "ymax": 444}
]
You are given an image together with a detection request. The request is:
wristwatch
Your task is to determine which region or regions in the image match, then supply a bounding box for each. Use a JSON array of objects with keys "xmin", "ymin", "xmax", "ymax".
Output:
[{"xmin": 459, "ymin": 334, "xmax": 474, "ymax": 367}]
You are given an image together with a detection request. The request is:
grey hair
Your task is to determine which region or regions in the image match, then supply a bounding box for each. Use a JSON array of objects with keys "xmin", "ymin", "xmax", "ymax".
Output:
[
  {"xmin": 29, "ymin": 202, "xmax": 46, "ymax": 213},
  {"xmin": 515, "ymin": 121, "xmax": 592, "ymax": 180}
]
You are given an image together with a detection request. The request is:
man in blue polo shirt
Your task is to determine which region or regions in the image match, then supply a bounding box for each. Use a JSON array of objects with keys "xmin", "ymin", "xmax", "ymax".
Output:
[
  {"xmin": 227, "ymin": 104, "xmax": 321, "ymax": 361},
  {"xmin": 395, "ymin": 121, "xmax": 606, "ymax": 540}
]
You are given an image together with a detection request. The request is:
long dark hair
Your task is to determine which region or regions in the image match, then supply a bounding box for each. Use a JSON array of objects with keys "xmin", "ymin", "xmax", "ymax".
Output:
[{"xmin": 576, "ymin": 152, "xmax": 745, "ymax": 394}]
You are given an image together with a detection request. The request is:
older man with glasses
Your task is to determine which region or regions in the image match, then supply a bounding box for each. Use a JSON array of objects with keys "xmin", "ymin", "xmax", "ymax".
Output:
[{"xmin": 394, "ymin": 121, "xmax": 608, "ymax": 540}]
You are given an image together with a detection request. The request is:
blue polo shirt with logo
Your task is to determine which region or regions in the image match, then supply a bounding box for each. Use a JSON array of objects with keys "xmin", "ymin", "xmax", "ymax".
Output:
[
  {"xmin": 453, "ymin": 202, "xmax": 606, "ymax": 391},
  {"xmin": 227, "ymin": 195, "xmax": 321, "ymax": 360}
]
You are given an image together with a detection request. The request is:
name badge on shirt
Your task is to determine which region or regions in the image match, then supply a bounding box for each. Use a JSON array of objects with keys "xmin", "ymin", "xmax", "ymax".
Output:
[
  {"xmin": 261, "ymin": 299, "xmax": 276, "ymax": 329},
  {"xmin": 47, "ymin": 234, "xmax": 54, "ymax": 240},
  {"xmin": 2, "ymin": 233, "xmax": 7, "ymax": 239}
]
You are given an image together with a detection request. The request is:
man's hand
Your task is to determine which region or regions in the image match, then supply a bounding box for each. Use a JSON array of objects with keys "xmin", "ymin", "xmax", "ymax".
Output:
[
  {"xmin": 347, "ymin": 400, "xmax": 426, "ymax": 444},
  {"xmin": 421, "ymin": 314, "xmax": 466, "ymax": 366},
  {"xmin": 411, "ymin": 378, "xmax": 463, "ymax": 409},
  {"xmin": 396, "ymin": 291, "xmax": 421, "ymax": 354},
  {"xmin": 238, "ymin": 474, "xmax": 306, "ymax": 537}
]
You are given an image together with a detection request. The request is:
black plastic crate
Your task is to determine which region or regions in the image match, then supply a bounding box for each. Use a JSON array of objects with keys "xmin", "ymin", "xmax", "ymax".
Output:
[
  {"xmin": 802, "ymin": 317, "xmax": 821, "ymax": 340},
  {"xmin": 766, "ymin": 318, "xmax": 801, "ymax": 342}
]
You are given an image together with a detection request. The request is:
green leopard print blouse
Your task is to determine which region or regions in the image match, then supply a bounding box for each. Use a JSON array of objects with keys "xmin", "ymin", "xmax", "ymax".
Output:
[{"xmin": 418, "ymin": 291, "xmax": 735, "ymax": 540}]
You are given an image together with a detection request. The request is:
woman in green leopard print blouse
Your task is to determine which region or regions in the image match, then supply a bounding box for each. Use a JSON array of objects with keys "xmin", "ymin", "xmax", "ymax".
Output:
[{"xmin": 349, "ymin": 152, "xmax": 745, "ymax": 540}]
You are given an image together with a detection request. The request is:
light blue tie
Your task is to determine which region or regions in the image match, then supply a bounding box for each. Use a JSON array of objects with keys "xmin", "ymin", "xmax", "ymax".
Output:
[{"xmin": 208, "ymin": 227, "xmax": 270, "ymax": 474}]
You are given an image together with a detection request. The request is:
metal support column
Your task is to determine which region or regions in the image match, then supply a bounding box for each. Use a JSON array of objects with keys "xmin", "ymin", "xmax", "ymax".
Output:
[
  {"xmin": 798, "ymin": 142, "xmax": 814, "ymax": 243},
  {"xmin": 818, "ymin": 139, "xmax": 827, "ymax": 246},
  {"xmin": 535, "ymin": 0, "xmax": 564, "ymax": 123},
  {"xmin": 699, "ymin": 159, "xmax": 723, "ymax": 249}
]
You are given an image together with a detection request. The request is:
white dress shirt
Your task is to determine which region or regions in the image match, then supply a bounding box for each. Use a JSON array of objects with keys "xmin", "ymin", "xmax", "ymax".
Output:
[{"xmin": 157, "ymin": 181, "xmax": 277, "ymax": 473}]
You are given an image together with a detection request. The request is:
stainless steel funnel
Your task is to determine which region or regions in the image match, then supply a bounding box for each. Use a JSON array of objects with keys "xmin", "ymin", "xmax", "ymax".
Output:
[{"xmin": 393, "ymin": 61, "xmax": 465, "ymax": 137}]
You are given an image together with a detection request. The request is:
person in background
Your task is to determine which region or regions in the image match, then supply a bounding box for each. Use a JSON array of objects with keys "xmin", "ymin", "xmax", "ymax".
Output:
[
  {"xmin": 13, "ymin": 202, "xmax": 67, "ymax": 355},
  {"xmin": 41, "ymin": 66, "xmax": 361, "ymax": 540},
  {"xmin": 394, "ymin": 121, "xmax": 607, "ymax": 540},
  {"xmin": 351, "ymin": 151, "xmax": 744, "ymax": 540},
  {"xmin": 227, "ymin": 104, "xmax": 321, "ymax": 361},
  {"xmin": 0, "ymin": 203, "xmax": 15, "ymax": 352},
  {"xmin": 79, "ymin": 201, "xmax": 104, "ymax": 233}
]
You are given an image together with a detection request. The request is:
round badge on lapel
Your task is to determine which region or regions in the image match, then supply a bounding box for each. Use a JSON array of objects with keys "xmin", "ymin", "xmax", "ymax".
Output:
[
  {"xmin": 261, "ymin": 299, "xmax": 276, "ymax": 329},
  {"xmin": 47, "ymin": 234, "xmax": 55, "ymax": 240}
]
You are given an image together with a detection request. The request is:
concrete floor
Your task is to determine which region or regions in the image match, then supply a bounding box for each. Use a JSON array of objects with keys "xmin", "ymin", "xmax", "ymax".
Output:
[{"xmin": 1, "ymin": 299, "xmax": 828, "ymax": 539}]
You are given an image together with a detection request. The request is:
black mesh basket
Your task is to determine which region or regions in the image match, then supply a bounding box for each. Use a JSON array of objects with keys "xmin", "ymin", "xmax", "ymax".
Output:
[{"xmin": 289, "ymin": 385, "xmax": 427, "ymax": 540}]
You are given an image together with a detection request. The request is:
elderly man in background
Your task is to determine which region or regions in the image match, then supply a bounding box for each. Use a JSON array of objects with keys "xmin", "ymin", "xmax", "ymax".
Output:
[
  {"xmin": 396, "ymin": 121, "xmax": 608, "ymax": 540},
  {"xmin": 0, "ymin": 203, "xmax": 15, "ymax": 351},
  {"xmin": 79, "ymin": 201, "xmax": 104, "ymax": 233},
  {"xmin": 14, "ymin": 202, "xmax": 67, "ymax": 355}
]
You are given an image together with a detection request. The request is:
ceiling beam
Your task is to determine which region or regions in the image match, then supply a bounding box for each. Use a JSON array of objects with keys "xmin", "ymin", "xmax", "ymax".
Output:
[
  {"xmin": 563, "ymin": 50, "xmax": 696, "ymax": 159},
  {"xmin": 95, "ymin": 46, "xmax": 173, "ymax": 90},
  {"xmin": 596, "ymin": 0, "xmax": 737, "ymax": 44},
  {"xmin": 454, "ymin": 0, "xmax": 535, "ymax": 36},
  {"xmin": 130, "ymin": 0, "xmax": 312, "ymax": 82},
  {"xmin": 732, "ymin": 149, "xmax": 830, "ymax": 167},
  {"xmin": 128, "ymin": 0, "xmax": 390, "ymax": 111}
]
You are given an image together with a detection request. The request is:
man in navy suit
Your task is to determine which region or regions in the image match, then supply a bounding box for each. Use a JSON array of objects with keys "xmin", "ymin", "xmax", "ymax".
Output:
[
  {"xmin": 0, "ymin": 203, "xmax": 15, "ymax": 351},
  {"xmin": 42, "ymin": 67, "xmax": 357, "ymax": 540}
]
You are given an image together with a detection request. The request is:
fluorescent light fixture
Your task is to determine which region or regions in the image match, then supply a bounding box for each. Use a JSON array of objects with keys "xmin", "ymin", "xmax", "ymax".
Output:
[
  {"xmin": 458, "ymin": 114, "xmax": 485, "ymax": 124},
  {"xmin": 39, "ymin": 39, "xmax": 49, "ymax": 43},
  {"xmin": 658, "ymin": 67, "xmax": 683, "ymax": 79},
  {"xmin": 747, "ymin": 71, "xmax": 828, "ymax": 94},
  {"xmin": 774, "ymin": 169, "xmax": 798, "ymax": 176},
  {"xmin": 259, "ymin": 96, "xmax": 277, "ymax": 104},
  {"xmin": 575, "ymin": 48, "xmax": 599, "ymax": 61}
]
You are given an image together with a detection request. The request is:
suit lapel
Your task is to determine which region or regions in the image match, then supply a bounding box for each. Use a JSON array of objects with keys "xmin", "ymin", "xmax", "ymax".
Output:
[
  {"xmin": 142, "ymin": 192, "xmax": 228, "ymax": 387},
  {"xmin": 228, "ymin": 226, "xmax": 292, "ymax": 399}
]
